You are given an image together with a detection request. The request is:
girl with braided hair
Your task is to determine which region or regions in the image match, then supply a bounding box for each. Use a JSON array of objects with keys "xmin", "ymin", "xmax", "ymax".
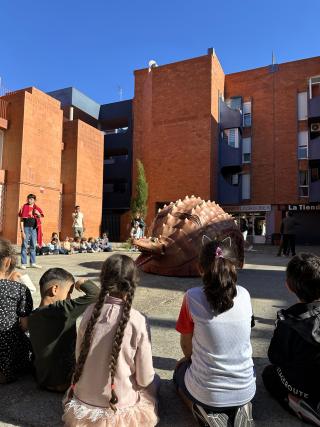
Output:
[
  {"xmin": 63, "ymin": 254, "xmax": 159, "ymax": 427},
  {"xmin": 173, "ymin": 237, "xmax": 256, "ymax": 426}
]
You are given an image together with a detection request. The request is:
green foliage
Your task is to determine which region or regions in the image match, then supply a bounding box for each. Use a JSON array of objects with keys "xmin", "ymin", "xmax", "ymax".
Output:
[{"xmin": 131, "ymin": 159, "xmax": 148, "ymax": 218}]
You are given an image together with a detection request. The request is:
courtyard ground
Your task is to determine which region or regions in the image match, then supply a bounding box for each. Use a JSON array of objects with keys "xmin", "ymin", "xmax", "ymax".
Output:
[{"xmin": 1, "ymin": 244, "xmax": 320, "ymax": 427}]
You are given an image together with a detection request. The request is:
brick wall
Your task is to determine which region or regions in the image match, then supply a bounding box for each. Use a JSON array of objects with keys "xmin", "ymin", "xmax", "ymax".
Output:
[
  {"xmin": 1, "ymin": 88, "xmax": 63, "ymax": 244},
  {"xmin": 61, "ymin": 120, "xmax": 104, "ymax": 239},
  {"xmin": 132, "ymin": 54, "xmax": 224, "ymax": 231}
]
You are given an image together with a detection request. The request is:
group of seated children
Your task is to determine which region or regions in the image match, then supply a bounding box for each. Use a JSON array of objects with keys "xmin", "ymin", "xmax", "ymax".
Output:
[
  {"xmin": 1, "ymin": 236, "xmax": 320, "ymax": 427},
  {"xmin": 37, "ymin": 232, "xmax": 112, "ymax": 255}
]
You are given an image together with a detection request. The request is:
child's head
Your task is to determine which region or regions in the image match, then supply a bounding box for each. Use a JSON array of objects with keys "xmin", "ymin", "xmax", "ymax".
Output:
[
  {"xmin": 199, "ymin": 237, "xmax": 238, "ymax": 314},
  {"xmin": 65, "ymin": 236, "xmax": 70, "ymax": 242},
  {"xmin": 71, "ymin": 254, "xmax": 138, "ymax": 409},
  {"xmin": 102, "ymin": 231, "xmax": 108, "ymax": 238},
  {"xmin": 74, "ymin": 237, "xmax": 80, "ymax": 243},
  {"xmin": 286, "ymin": 253, "xmax": 320, "ymax": 303},
  {"xmin": 39, "ymin": 268, "xmax": 75, "ymax": 300},
  {"xmin": 0, "ymin": 238, "xmax": 16, "ymax": 274},
  {"xmin": 88, "ymin": 237, "xmax": 94, "ymax": 243},
  {"xmin": 51, "ymin": 232, "xmax": 59, "ymax": 239},
  {"xmin": 51, "ymin": 238, "xmax": 58, "ymax": 244},
  {"xmin": 81, "ymin": 237, "xmax": 87, "ymax": 243}
]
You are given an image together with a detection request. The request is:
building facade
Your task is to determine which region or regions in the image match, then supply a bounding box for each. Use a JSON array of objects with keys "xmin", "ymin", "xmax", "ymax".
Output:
[
  {"xmin": 0, "ymin": 87, "xmax": 104, "ymax": 244},
  {"xmin": 1, "ymin": 50, "xmax": 320, "ymax": 244},
  {"xmin": 133, "ymin": 51, "xmax": 320, "ymax": 244}
]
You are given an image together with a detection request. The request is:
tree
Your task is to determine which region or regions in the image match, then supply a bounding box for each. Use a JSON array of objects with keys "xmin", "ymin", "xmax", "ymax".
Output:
[{"xmin": 131, "ymin": 159, "xmax": 148, "ymax": 219}]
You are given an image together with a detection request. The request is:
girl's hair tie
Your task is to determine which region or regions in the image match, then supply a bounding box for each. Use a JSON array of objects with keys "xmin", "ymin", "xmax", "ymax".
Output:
[
  {"xmin": 215, "ymin": 247, "xmax": 224, "ymax": 258},
  {"xmin": 111, "ymin": 383, "xmax": 116, "ymax": 390}
]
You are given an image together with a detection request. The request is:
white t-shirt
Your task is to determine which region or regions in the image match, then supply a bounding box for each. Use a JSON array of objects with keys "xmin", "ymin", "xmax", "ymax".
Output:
[
  {"xmin": 176, "ymin": 285, "xmax": 256, "ymax": 407},
  {"xmin": 72, "ymin": 212, "xmax": 84, "ymax": 228}
]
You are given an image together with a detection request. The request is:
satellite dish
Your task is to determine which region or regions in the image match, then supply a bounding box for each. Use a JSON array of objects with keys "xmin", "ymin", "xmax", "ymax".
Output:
[{"xmin": 148, "ymin": 60, "xmax": 158, "ymax": 70}]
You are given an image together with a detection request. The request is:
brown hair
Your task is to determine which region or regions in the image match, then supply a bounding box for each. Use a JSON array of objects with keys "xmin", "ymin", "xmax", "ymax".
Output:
[
  {"xmin": 70, "ymin": 254, "xmax": 138, "ymax": 411},
  {"xmin": 199, "ymin": 238, "xmax": 238, "ymax": 314},
  {"xmin": 286, "ymin": 253, "xmax": 320, "ymax": 303},
  {"xmin": 0, "ymin": 238, "xmax": 16, "ymax": 272}
]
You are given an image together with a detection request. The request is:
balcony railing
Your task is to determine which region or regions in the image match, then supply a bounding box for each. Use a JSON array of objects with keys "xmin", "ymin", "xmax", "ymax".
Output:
[
  {"xmin": 0, "ymin": 99, "xmax": 8, "ymax": 121},
  {"xmin": 220, "ymin": 100, "xmax": 242, "ymax": 130},
  {"xmin": 308, "ymin": 96, "xmax": 320, "ymax": 121}
]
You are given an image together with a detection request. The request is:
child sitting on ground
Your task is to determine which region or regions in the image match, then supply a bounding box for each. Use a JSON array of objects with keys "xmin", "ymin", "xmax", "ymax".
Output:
[
  {"xmin": 71, "ymin": 237, "xmax": 81, "ymax": 254},
  {"xmin": 0, "ymin": 238, "xmax": 33, "ymax": 383},
  {"xmin": 28, "ymin": 268, "xmax": 99, "ymax": 392},
  {"xmin": 263, "ymin": 253, "xmax": 320, "ymax": 426},
  {"xmin": 62, "ymin": 237, "xmax": 72, "ymax": 254},
  {"xmin": 174, "ymin": 237, "xmax": 255, "ymax": 426},
  {"xmin": 79, "ymin": 237, "xmax": 88, "ymax": 253},
  {"xmin": 63, "ymin": 254, "xmax": 159, "ymax": 427},
  {"xmin": 86, "ymin": 237, "xmax": 96, "ymax": 253},
  {"xmin": 99, "ymin": 232, "xmax": 112, "ymax": 252}
]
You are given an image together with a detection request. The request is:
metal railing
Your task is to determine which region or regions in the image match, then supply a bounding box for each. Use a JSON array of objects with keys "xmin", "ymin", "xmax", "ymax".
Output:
[{"xmin": 0, "ymin": 99, "xmax": 8, "ymax": 120}]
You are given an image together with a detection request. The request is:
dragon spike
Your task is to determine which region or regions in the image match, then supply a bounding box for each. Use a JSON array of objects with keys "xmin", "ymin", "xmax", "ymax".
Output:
[
  {"xmin": 185, "ymin": 195, "xmax": 189, "ymax": 199},
  {"xmin": 170, "ymin": 201, "xmax": 174, "ymax": 205},
  {"xmin": 164, "ymin": 204, "xmax": 167, "ymax": 208},
  {"xmin": 191, "ymin": 194, "xmax": 195, "ymax": 198},
  {"xmin": 158, "ymin": 208, "xmax": 161, "ymax": 213}
]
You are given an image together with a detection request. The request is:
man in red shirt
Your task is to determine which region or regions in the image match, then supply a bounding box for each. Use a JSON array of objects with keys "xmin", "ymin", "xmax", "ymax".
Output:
[{"xmin": 18, "ymin": 194, "xmax": 44, "ymax": 269}]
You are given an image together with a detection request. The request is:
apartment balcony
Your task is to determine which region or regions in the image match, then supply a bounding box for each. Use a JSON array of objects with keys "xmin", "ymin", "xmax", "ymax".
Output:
[
  {"xmin": 104, "ymin": 130, "xmax": 132, "ymax": 152},
  {"xmin": 309, "ymin": 135, "xmax": 320, "ymax": 160},
  {"xmin": 309, "ymin": 180, "xmax": 320, "ymax": 202},
  {"xmin": 308, "ymin": 96, "xmax": 320, "ymax": 121},
  {"xmin": 219, "ymin": 137, "xmax": 242, "ymax": 168},
  {"xmin": 104, "ymin": 155, "xmax": 131, "ymax": 180},
  {"xmin": 218, "ymin": 173, "xmax": 241, "ymax": 205},
  {"xmin": 220, "ymin": 100, "xmax": 242, "ymax": 131},
  {"xmin": 0, "ymin": 99, "xmax": 8, "ymax": 129},
  {"xmin": 103, "ymin": 189, "xmax": 131, "ymax": 210}
]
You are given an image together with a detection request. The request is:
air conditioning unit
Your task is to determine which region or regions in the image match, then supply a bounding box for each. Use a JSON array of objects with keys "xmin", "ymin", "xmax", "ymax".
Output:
[{"xmin": 311, "ymin": 123, "xmax": 320, "ymax": 133}]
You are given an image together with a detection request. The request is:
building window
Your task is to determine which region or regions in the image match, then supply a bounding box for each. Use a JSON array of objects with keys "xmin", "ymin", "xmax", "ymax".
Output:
[
  {"xmin": 298, "ymin": 131, "xmax": 308, "ymax": 159},
  {"xmin": 299, "ymin": 170, "xmax": 309, "ymax": 197},
  {"xmin": 243, "ymin": 102, "xmax": 252, "ymax": 127},
  {"xmin": 224, "ymin": 128, "xmax": 240, "ymax": 148},
  {"xmin": 242, "ymin": 137, "xmax": 251, "ymax": 163},
  {"xmin": 242, "ymin": 174, "xmax": 251, "ymax": 199},
  {"xmin": 297, "ymin": 92, "xmax": 308, "ymax": 121},
  {"xmin": 231, "ymin": 174, "xmax": 239, "ymax": 185},
  {"xmin": 226, "ymin": 97, "xmax": 242, "ymax": 110}
]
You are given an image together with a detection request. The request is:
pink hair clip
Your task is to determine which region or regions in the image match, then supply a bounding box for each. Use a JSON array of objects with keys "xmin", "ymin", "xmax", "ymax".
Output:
[{"xmin": 215, "ymin": 247, "xmax": 224, "ymax": 258}]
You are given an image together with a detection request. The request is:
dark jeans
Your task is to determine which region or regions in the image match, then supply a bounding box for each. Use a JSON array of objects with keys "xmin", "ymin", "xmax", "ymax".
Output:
[
  {"xmin": 283, "ymin": 234, "xmax": 296, "ymax": 256},
  {"xmin": 173, "ymin": 360, "xmax": 239, "ymax": 414}
]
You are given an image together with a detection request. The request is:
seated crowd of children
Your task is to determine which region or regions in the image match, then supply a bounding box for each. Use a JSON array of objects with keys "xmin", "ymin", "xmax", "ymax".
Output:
[
  {"xmin": 1, "ymin": 236, "xmax": 320, "ymax": 427},
  {"xmin": 36, "ymin": 232, "xmax": 113, "ymax": 256}
]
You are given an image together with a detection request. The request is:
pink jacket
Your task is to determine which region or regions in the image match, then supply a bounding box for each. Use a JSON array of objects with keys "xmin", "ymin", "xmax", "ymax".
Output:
[{"xmin": 73, "ymin": 296, "xmax": 155, "ymax": 409}]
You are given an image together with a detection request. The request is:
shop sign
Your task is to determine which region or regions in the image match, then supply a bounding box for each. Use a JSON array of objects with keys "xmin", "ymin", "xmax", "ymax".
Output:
[
  {"xmin": 224, "ymin": 205, "xmax": 271, "ymax": 212},
  {"xmin": 288, "ymin": 204, "xmax": 320, "ymax": 211}
]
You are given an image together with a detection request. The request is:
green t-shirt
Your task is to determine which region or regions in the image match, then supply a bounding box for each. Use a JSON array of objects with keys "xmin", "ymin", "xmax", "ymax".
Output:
[{"xmin": 28, "ymin": 280, "xmax": 99, "ymax": 387}]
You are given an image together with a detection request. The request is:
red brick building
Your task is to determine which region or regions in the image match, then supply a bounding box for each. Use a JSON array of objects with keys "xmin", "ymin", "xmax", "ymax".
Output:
[
  {"xmin": 133, "ymin": 51, "xmax": 320, "ymax": 244},
  {"xmin": 0, "ymin": 87, "xmax": 104, "ymax": 244},
  {"xmin": 1, "ymin": 50, "xmax": 320, "ymax": 244}
]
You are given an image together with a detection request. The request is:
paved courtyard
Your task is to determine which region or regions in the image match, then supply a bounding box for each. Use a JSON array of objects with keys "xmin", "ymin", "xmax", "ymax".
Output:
[{"xmin": 1, "ymin": 245, "xmax": 320, "ymax": 427}]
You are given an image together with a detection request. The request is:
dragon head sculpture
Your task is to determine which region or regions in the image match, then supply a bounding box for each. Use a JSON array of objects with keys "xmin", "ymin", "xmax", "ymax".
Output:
[{"xmin": 133, "ymin": 196, "xmax": 244, "ymax": 276}]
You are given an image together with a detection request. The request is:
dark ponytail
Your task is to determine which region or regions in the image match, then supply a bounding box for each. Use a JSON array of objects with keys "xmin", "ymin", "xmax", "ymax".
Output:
[
  {"xmin": 69, "ymin": 254, "xmax": 138, "ymax": 411},
  {"xmin": 199, "ymin": 239, "xmax": 237, "ymax": 314}
]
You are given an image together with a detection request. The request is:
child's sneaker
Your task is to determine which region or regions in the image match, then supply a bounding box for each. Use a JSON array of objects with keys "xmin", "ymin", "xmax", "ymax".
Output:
[
  {"xmin": 234, "ymin": 402, "xmax": 254, "ymax": 427},
  {"xmin": 288, "ymin": 395, "xmax": 320, "ymax": 426},
  {"xmin": 30, "ymin": 263, "xmax": 42, "ymax": 269},
  {"xmin": 20, "ymin": 264, "xmax": 27, "ymax": 270},
  {"xmin": 192, "ymin": 404, "xmax": 230, "ymax": 426}
]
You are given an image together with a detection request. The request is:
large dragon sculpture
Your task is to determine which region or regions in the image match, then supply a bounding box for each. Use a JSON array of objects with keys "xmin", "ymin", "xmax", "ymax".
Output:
[{"xmin": 133, "ymin": 195, "xmax": 244, "ymax": 276}]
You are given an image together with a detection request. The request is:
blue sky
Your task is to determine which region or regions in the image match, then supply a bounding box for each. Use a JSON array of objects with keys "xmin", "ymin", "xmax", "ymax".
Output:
[{"xmin": 1, "ymin": 0, "xmax": 320, "ymax": 104}]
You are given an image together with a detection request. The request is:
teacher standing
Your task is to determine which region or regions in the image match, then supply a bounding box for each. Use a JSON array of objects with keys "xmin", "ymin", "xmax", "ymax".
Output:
[{"xmin": 72, "ymin": 206, "xmax": 85, "ymax": 238}]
